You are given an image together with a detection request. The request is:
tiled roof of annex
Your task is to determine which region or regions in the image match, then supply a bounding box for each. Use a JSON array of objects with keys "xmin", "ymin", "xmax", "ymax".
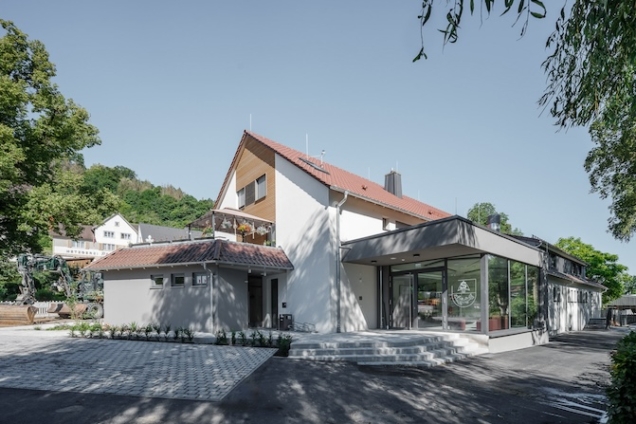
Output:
[
  {"xmin": 85, "ymin": 239, "xmax": 294, "ymax": 271},
  {"xmin": 218, "ymin": 131, "xmax": 450, "ymax": 221}
]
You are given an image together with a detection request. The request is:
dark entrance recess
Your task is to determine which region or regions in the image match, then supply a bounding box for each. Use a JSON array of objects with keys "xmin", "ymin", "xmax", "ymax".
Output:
[
  {"xmin": 271, "ymin": 278, "xmax": 278, "ymax": 329},
  {"xmin": 248, "ymin": 276, "xmax": 263, "ymax": 328}
]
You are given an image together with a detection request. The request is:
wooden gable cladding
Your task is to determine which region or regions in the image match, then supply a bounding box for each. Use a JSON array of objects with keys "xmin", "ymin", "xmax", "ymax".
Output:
[{"xmin": 235, "ymin": 134, "xmax": 276, "ymax": 222}]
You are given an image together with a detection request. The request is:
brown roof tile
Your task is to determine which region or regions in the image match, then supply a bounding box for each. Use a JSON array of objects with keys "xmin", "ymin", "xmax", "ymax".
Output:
[
  {"xmin": 218, "ymin": 131, "xmax": 450, "ymax": 221},
  {"xmin": 85, "ymin": 239, "xmax": 293, "ymax": 271}
]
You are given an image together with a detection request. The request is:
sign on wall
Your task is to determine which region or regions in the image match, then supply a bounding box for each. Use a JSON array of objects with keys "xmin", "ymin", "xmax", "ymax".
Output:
[{"xmin": 450, "ymin": 279, "xmax": 477, "ymax": 307}]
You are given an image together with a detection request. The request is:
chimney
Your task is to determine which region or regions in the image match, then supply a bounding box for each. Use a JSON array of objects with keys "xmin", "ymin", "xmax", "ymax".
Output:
[
  {"xmin": 487, "ymin": 214, "xmax": 501, "ymax": 232},
  {"xmin": 384, "ymin": 170, "xmax": 402, "ymax": 198}
]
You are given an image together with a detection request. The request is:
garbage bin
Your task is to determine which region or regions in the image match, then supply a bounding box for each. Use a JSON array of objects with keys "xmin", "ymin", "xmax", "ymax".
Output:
[{"xmin": 279, "ymin": 314, "xmax": 293, "ymax": 331}]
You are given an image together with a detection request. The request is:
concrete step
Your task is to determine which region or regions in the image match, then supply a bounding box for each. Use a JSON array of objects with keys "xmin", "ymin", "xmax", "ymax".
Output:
[
  {"xmin": 288, "ymin": 333, "xmax": 487, "ymax": 368},
  {"xmin": 290, "ymin": 335, "xmax": 450, "ymax": 350},
  {"xmin": 289, "ymin": 342, "xmax": 476, "ymax": 358}
]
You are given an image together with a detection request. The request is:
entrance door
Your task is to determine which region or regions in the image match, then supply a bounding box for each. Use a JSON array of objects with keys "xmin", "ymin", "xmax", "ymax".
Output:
[
  {"xmin": 248, "ymin": 276, "xmax": 263, "ymax": 328},
  {"xmin": 416, "ymin": 270, "xmax": 445, "ymax": 330},
  {"xmin": 391, "ymin": 274, "xmax": 414, "ymax": 329}
]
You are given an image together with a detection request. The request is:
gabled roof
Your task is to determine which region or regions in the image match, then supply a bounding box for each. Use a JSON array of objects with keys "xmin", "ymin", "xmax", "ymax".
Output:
[
  {"xmin": 216, "ymin": 131, "xmax": 450, "ymax": 221},
  {"xmin": 50, "ymin": 225, "xmax": 94, "ymax": 241},
  {"xmin": 85, "ymin": 239, "xmax": 293, "ymax": 272}
]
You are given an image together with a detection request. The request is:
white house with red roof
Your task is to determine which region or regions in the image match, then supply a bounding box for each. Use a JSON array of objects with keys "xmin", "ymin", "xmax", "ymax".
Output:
[
  {"xmin": 204, "ymin": 130, "xmax": 450, "ymax": 333},
  {"xmin": 88, "ymin": 130, "xmax": 604, "ymax": 350}
]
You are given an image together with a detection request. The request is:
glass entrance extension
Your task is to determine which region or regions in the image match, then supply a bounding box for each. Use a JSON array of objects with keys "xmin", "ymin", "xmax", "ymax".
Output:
[{"xmin": 388, "ymin": 255, "xmax": 540, "ymax": 333}]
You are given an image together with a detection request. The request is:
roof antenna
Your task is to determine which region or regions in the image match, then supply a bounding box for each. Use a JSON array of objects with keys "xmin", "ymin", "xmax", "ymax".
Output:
[
  {"xmin": 320, "ymin": 150, "xmax": 325, "ymax": 165},
  {"xmin": 305, "ymin": 134, "xmax": 309, "ymax": 159},
  {"xmin": 249, "ymin": 114, "xmax": 252, "ymax": 131}
]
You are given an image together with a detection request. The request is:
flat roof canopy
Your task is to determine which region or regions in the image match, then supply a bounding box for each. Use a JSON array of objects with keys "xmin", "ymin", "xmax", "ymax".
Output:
[{"xmin": 342, "ymin": 216, "xmax": 542, "ymax": 267}]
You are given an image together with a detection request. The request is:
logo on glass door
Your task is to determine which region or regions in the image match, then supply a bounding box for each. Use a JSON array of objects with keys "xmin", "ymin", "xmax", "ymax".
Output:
[{"xmin": 450, "ymin": 279, "xmax": 476, "ymax": 307}]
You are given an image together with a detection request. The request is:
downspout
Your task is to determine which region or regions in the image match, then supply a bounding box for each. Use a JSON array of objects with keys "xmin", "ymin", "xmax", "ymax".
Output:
[{"xmin": 334, "ymin": 191, "xmax": 348, "ymax": 333}]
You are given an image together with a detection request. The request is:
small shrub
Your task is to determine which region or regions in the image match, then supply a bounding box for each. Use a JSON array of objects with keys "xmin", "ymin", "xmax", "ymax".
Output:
[
  {"xmin": 69, "ymin": 328, "xmax": 76, "ymax": 338},
  {"xmin": 33, "ymin": 325, "xmax": 41, "ymax": 331},
  {"xmin": 276, "ymin": 334, "xmax": 293, "ymax": 357},
  {"xmin": 163, "ymin": 325, "xmax": 171, "ymax": 342},
  {"xmin": 129, "ymin": 322, "xmax": 138, "ymax": 339},
  {"xmin": 183, "ymin": 328, "xmax": 194, "ymax": 343},
  {"xmin": 238, "ymin": 331, "xmax": 247, "ymax": 346},
  {"xmin": 215, "ymin": 329, "xmax": 228, "ymax": 345},
  {"xmin": 144, "ymin": 325, "xmax": 153, "ymax": 340},
  {"xmin": 231, "ymin": 331, "xmax": 236, "ymax": 346},
  {"xmin": 152, "ymin": 324, "xmax": 161, "ymax": 339},
  {"xmin": 267, "ymin": 331, "xmax": 273, "ymax": 347},
  {"xmin": 77, "ymin": 322, "xmax": 90, "ymax": 338},
  {"xmin": 607, "ymin": 331, "xmax": 636, "ymax": 423},
  {"xmin": 250, "ymin": 330, "xmax": 258, "ymax": 346},
  {"xmin": 257, "ymin": 330, "xmax": 267, "ymax": 347}
]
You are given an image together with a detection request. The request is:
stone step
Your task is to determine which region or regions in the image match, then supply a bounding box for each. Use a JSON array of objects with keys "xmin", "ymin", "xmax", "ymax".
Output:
[
  {"xmin": 287, "ymin": 333, "xmax": 487, "ymax": 368},
  {"xmin": 289, "ymin": 335, "xmax": 452, "ymax": 350},
  {"xmin": 289, "ymin": 343, "xmax": 476, "ymax": 358}
]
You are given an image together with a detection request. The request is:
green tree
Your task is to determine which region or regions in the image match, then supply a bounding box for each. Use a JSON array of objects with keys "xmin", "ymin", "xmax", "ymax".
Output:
[
  {"xmin": 466, "ymin": 202, "xmax": 522, "ymax": 235},
  {"xmin": 555, "ymin": 237, "xmax": 628, "ymax": 303},
  {"xmin": 0, "ymin": 20, "xmax": 114, "ymax": 256},
  {"xmin": 414, "ymin": 1, "xmax": 636, "ymax": 240},
  {"xmin": 623, "ymin": 275, "xmax": 636, "ymax": 295}
]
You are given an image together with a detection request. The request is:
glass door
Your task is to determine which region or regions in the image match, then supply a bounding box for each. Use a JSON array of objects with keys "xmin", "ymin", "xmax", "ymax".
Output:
[
  {"xmin": 416, "ymin": 270, "xmax": 445, "ymax": 330},
  {"xmin": 391, "ymin": 274, "xmax": 414, "ymax": 329}
]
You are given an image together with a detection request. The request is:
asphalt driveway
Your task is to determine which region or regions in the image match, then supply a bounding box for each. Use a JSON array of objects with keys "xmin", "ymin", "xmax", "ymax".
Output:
[{"xmin": 0, "ymin": 329, "xmax": 626, "ymax": 424}]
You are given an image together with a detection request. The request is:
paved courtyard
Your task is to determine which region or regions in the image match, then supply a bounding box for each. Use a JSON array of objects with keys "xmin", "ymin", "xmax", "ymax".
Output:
[{"xmin": 0, "ymin": 330, "xmax": 275, "ymax": 401}]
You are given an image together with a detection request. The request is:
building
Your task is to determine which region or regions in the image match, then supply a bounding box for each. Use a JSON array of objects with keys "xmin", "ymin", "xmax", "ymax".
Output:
[
  {"xmin": 87, "ymin": 131, "xmax": 605, "ymax": 352},
  {"xmin": 52, "ymin": 214, "xmax": 200, "ymax": 259}
]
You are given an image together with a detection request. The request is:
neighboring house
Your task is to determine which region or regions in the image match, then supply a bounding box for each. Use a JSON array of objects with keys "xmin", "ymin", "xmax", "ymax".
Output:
[
  {"xmin": 512, "ymin": 235, "xmax": 605, "ymax": 335},
  {"xmin": 87, "ymin": 131, "xmax": 604, "ymax": 353},
  {"xmin": 52, "ymin": 214, "xmax": 201, "ymax": 260},
  {"xmin": 51, "ymin": 225, "xmax": 100, "ymax": 259}
]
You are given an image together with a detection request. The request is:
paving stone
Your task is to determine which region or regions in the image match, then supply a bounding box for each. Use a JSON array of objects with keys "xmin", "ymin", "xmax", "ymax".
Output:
[{"xmin": 0, "ymin": 331, "xmax": 276, "ymax": 401}]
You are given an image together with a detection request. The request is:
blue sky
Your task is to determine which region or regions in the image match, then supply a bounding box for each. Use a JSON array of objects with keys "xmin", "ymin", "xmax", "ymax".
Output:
[{"xmin": 3, "ymin": 1, "xmax": 634, "ymax": 274}]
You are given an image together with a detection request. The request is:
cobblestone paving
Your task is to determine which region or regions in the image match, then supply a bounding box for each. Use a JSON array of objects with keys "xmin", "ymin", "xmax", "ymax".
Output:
[{"xmin": 0, "ymin": 332, "xmax": 276, "ymax": 401}]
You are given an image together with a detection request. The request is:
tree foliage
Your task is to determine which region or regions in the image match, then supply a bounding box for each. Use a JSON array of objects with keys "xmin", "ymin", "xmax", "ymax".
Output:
[
  {"xmin": 467, "ymin": 202, "xmax": 522, "ymax": 235},
  {"xmin": 0, "ymin": 20, "xmax": 115, "ymax": 256},
  {"xmin": 415, "ymin": 1, "xmax": 636, "ymax": 240},
  {"xmin": 555, "ymin": 237, "xmax": 629, "ymax": 303}
]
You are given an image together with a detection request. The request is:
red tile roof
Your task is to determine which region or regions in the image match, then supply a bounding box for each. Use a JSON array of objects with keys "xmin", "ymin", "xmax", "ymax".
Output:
[
  {"xmin": 85, "ymin": 239, "xmax": 294, "ymax": 271},
  {"xmin": 217, "ymin": 131, "xmax": 450, "ymax": 221}
]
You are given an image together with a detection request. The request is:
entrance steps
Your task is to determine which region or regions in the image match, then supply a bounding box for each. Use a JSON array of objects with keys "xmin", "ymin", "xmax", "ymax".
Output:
[{"xmin": 288, "ymin": 332, "xmax": 488, "ymax": 367}]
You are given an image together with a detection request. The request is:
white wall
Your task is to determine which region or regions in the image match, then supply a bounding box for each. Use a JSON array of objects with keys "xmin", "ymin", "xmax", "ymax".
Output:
[
  {"xmin": 547, "ymin": 277, "xmax": 603, "ymax": 335},
  {"xmin": 217, "ymin": 171, "xmax": 237, "ymax": 210},
  {"xmin": 95, "ymin": 215, "xmax": 138, "ymax": 247},
  {"xmin": 341, "ymin": 263, "xmax": 377, "ymax": 331},
  {"xmin": 275, "ymin": 155, "xmax": 335, "ymax": 333},
  {"xmin": 104, "ymin": 265, "xmax": 212, "ymax": 331}
]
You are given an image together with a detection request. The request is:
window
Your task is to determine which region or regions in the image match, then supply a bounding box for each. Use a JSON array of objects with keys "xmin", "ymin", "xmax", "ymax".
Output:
[
  {"xmin": 553, "ymin": 286, "xmax": 561, "ymax": 302},
  {"xmin": 245, "ymin": 181, "xmax": 255, "ymax": 205},
  {"xmin": 256, "ymin": 175, "xmax": 266, "ymax": 201},
  {"xmin": 171, "ymin": 273, "xmax": 185, "ymax": 287},
  {"xmin": 121, "ymin": 233, "xmax": 131, "ymax": 240},
  {"xmin": 151, "ymin": 275, "xmax": 164, "ymax": 288},
  {"xmin": 238, "ymin": 188, "xmax": 245, "ymax": 208},
  {"xmin": 114, "ymin": 221, "xmax": 120, "ymax": 227},
  {"xmin": 192, "ymin": 272, "xmax": 209, "ymax": 286},
  {"xmin": 103, "ymin": 244, "xmax": 115, "ymax": 251},
  {"xmin": 104, "ymin": 231, "xmax": 115, "ymax": 238},
  {"xmin": 72, "ymin": 240, "xmax": 85, "ymax": 248}
]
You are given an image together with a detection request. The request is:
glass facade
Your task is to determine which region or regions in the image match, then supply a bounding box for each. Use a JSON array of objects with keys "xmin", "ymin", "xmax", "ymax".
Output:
[
  {"xmin": 447, "ymin": 257, "xmax": 481, "ymax": 332},
  {"xmin": 388, "ymin": 254, "xmax": 541, "ymax": 334}
]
